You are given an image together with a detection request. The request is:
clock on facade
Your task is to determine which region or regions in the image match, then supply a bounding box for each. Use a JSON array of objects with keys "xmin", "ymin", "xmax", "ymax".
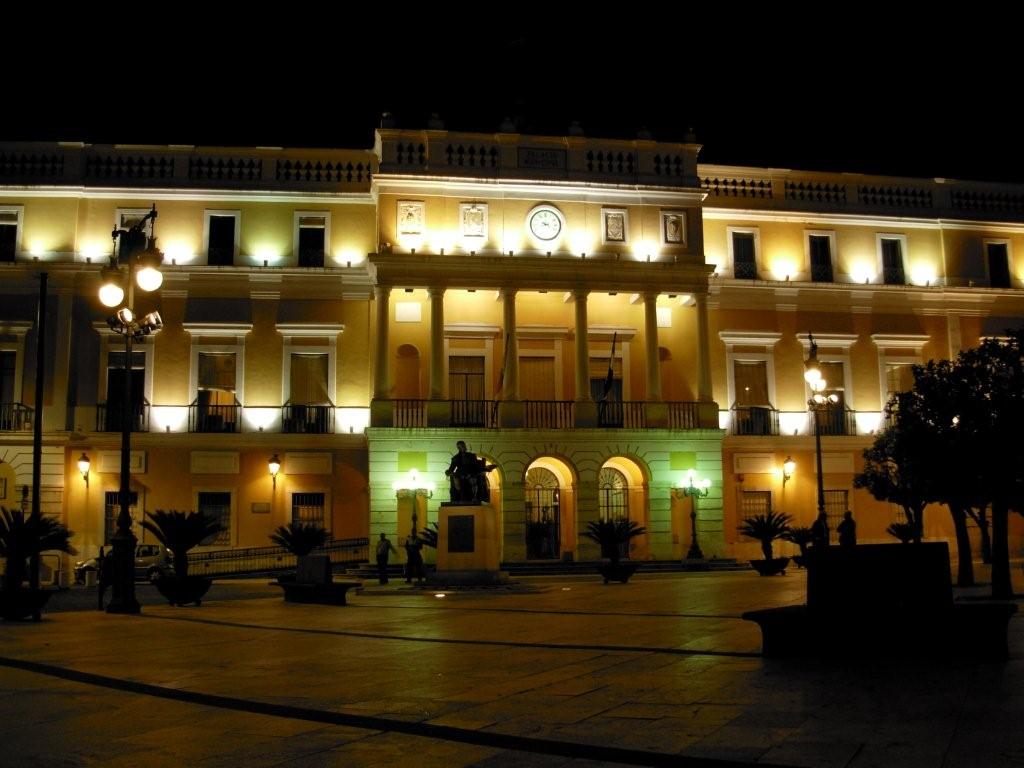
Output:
[{"xmin": 528, "ymin": 206, "xmax": 563, "ymax": 241}]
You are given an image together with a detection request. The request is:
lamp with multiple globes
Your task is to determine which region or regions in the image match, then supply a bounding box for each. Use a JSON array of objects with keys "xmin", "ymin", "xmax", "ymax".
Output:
[
  {"xmin": 675, "ymin": 469, "xmax": 711, "ymax": 560},
  {"xmin": 100, "ymin": 205, "xmax": 164, "ymax": 615}
]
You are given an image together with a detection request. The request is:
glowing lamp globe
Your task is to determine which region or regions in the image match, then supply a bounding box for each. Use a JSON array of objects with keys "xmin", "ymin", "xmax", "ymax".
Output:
[
  {"xmin": 99, "ymin": 282, "xmax": 125, "ymax": 308},
  {"xmin": 136, "ymin": 266, "xmax": 163, "ymax": 292}
]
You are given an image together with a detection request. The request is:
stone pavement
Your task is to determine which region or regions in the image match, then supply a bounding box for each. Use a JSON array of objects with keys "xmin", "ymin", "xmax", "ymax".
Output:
[{"xmin": 0, "ymin": 568, "xmax": 1022, "ymax": 767}]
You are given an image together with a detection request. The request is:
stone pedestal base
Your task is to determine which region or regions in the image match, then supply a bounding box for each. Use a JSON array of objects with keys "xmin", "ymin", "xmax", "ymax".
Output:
[{"xmin": 433, "ymin": 503, "xmax": 507, "ymax": 585}]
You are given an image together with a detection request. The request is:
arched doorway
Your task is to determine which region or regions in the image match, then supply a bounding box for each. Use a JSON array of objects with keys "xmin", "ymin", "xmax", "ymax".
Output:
[
  {"xmin": 600, "ymin": 457, "xmax": 649, "ymax": 559},
  {"xmin": 523, "ymin": 457, "xmax": 575, "ymax": 560}
]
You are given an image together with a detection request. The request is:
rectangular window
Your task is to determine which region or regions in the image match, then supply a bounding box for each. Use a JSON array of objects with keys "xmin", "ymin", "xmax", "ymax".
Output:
[
  {"xmin": 733, "ymin": 360, "xmax": 770, "ymax": 406},
  {"xmin": 0, "ymin": 351, "xmax": 15, "ymax": 403},
  {"xmin": 449, "ymin": 356, "xmax": 485, "ymax": 400},
  {"xmin": 589, "ymin": 357, "xmax": 622, "ymax": 402},
  {"xmin": 880, "ymin": 237, "xmax": 905, "ymax": 284},
  {"xmin": 104, "ymin": 351, "xmax": 147, "ymax": 432},
  {"xmin": 207, "ymin": 215, "xmax": 236, "ymax": 266},
  {"xmin": 740, "ymin": 490, "xmax": 772, "ymax": 519},
  {"xmin": 884, "ymin": 362, "xmax": 914, "ymax": 403},
  {"xmin": 808, "ymin": 235, "xmax": 834, "ymax": 282},
  {"xmin": 824, "ymin": 489, "xmax": 848, "ymax": 544},
  {"xmin": 197, "ymin": 491, "xmax": 231, "ymax": 546},
  {"xmin": 297, "ymin": 215, "xmax": 326, "ymax": 267},
  {"xmin": 103, "ymin": 491, "xmax": 138, "ymax": 545},
  {"xmin": 519, "ymin": 357, "xmax": 555, "ymax": 400},
  {"xmin": 292, "ymin": 492, "xmax": 327, "ymax": 531},
  {"xmin": 987, "ymin": 242, "xmax": 1011, "ymax": 288},
  {"xmin": 289, "ymin": 353, "xmax": 330, "ymax": 404},
  {"xmin": 0, "ymin": 211, "xmax": 17, "ymax": 262},
  {"xmin": 194, "ymin": 351, "xmax": 238, "ymax": 432},
  {"xmin": 732, "ymin": 232, "xmax": 758, "ymax": 279}
]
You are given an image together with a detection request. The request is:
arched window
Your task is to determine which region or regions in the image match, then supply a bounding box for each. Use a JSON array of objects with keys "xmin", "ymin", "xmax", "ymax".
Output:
[{"xmin": 599, "ymin": 467, "xmax": 628, "ymax": 521}]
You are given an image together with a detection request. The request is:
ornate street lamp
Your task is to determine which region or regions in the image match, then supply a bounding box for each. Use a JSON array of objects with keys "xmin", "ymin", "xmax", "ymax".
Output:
[
  {"xmin": 782, "ymin": 456, "xmax": 796, "ymax": 487},
  {"xmin": 674, "ymin": 469, "xmax": 711, "ymax": 560},
  {"xmin": 804, "ymin": 334, "xmax": 838, "ymax": 520},
  {"xmin": 101, "ymin": 205, "xmax": 164, "ymax": 614}
]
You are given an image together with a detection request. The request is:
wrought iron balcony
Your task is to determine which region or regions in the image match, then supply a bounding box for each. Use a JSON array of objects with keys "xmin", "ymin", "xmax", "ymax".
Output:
[
  {"xmin": 189, "ymin": 399, "xmax": 241, "ymax": 433},
  {"xmin": 96, "ymin": 401, "xmax": 150, "ymax": 432},
  {"xmin": 281, "ymin": 403, "xmax": 334, "ymax": 434},
  {"xmin": 450, "ymin": 399, "xmax": 498, "ymax": 428},
  {"xmin": 523, "ymin": 400, "xmax": 574, "ymax": 429},
  {"xmin": 667, "ymin": 401, "xmax": 700, "ymax": 429},
  {"xmin": 0, "ymin": 403, "xmax": 32, "ymax": 431},
  {"xmin": 393, "ymin": 399, "xmax": 427, "ymax": 428},
  {"xmin": 597, "ymin": 401, "xmax": 646, "ymax": 429},
  {"xmin": 811, "ymin": 404, "xmax": 858, "ymax": 436},
  {"xmin": 731, "ymin": 405, "xmax": 780, "ymax": 436}
]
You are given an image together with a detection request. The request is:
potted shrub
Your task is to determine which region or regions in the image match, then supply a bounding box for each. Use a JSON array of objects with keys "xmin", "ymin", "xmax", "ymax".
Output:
[
  {"xmin": 738, "ymin": 511, "xmax": 793, "ymax": 576},
  {"xmin": 583, "ymin": 519, "xmax": 647, "ymax": 583},
  {"xmin": 886, "ymin": 522, "xmax": 917, "ymax": 544},
  {"xmin": 270, "ymin": 521, "xmax": 329, "ymax": 585},
  {"xmin": 141, "ymin": 510, "xmax": 223, "ymax": 606},
  {"xmin": 783, "ymin": 526, "xmax": 813, "ymax": 568},
  {"xmin": 0, "ymin": 506, "xmax": 76, "ymax": 621}
]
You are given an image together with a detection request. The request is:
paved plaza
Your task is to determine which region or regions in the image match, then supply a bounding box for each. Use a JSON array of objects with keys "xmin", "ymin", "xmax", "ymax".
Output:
[{"xmin": 1, "ymin": 568, "xmax": 1022, "ymax": 767}]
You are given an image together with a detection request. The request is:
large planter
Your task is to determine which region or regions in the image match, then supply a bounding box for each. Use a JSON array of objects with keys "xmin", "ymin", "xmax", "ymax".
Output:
[
  {"xmin": 750, "ymin": 557, "xmax": 790, "ymax": 576},
  {"xmin": 154, "ymin": 575, "xmax": 212, "ymax": 606},
  {"xmin": 0, "ymin": 588, "xmax": 54, "ymax": 621},
  {"xmin": 597, "ymin": 560, "xmax": 640, "ymax": 584}
]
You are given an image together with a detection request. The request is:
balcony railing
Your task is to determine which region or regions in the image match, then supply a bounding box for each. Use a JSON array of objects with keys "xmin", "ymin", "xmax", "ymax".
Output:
[
  {"xmin": 812, "ymin": 405, "xmax": 858, "ymax": 436},
  {"xmin": 0, "ymin": 403, "xmax": 32, "ymax": 431},
  {"xmin": 524, "ymin": 400, "xmax": 574, "ymax": 429},
  {"xmin": 189, "ymin": 399, "xmax": 241, "ymax": 433},
  {"xmin": 187, "ymin": 537, "xmax": 369, "ymax": 578},
  {"xmin": 282, "ymin": 403, "xmax": 334, "ymax": 434},
  {"xmin": 731, "ymin": 405, "xmax": 780, "ymax": 436},
  {"xmin": 598, "ymin": 401, "xmax": 646, "ymax": 429},
  {"xmin": 667, "ymin": 401, "xmax": 700, "ymax": 429},
  {"xmin": 96, "ymin": 400, "xmax": 150, "ymax": 432},
  {"xmin": 451, "ymin": 399, "xmax": 498, "ymax": 428},
  {"xmin": 393, "ymin": 399, "xmax": 427, "ymax": 428}
]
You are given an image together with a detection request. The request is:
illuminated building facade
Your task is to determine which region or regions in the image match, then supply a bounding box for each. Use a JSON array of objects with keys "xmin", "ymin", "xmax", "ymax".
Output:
[{"xmin": 1, "ymin": 126, "xmax": 1022, "ymax": 577}]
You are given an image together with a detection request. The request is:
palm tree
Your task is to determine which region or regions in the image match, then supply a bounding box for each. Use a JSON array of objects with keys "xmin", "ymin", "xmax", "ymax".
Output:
[
  {"xmin": 782, "ymin": 526, "xmax": 813, "ymax": 560},
  {"xmin": 738, "ymin": 510, "xmax": 792, "ymax": 561},
  {"xmin": 141, "ymin": 510, "xmax": 222, "ymax": 580},
  {"xmin": 582, "ymin": 519, "xmax": 647, "ymax": 565},
  {"xmin": 270, "ymin": 522, "xmax": 328, "ymax": 556},
  {"xmin": 0, "ymin": 507, "xmax": 76, "ymax": 592}
]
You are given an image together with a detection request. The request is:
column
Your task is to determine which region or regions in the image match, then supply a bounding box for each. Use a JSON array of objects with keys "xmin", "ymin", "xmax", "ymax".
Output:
[
  {"xmin": 643, "ymin": 291, "xmax": 661, "ymax": 402},
  {"xmin": 573, "ymin": 288, "xmax": 590, "ymax": 402},
  {"xmin": 696, "ymin": 292, "xmax": 713, "ymax": 402},
  {"xmin": 372, "ymin": 285, "xmax": 391, "ymax": 399},
  {"xmin": 501, "ymin": 289, "xmax": 519, "ymax": 400},
  {"xmin": 428, "ymin": 286, "xmax": 446, "ymax": 400}
]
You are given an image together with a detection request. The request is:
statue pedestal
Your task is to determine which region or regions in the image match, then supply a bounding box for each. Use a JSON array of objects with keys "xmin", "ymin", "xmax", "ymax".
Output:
[{"xmin": 433, "ymin": 503, "xmax": 507, "ymax": 585}]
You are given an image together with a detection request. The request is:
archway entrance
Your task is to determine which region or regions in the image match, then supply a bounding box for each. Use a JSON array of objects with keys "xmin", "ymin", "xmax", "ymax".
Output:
[
  {"xmin": 600, "ymin": 457, "xmax": 649, "ymax": 559},
  {"xmin": 523, "ymin": 457, "xmax": 575, "ymax": 560}
]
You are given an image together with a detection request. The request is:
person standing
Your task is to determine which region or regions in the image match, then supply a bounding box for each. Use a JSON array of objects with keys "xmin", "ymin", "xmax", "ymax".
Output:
[
  {"xmin": 810, "ymin": 512, "xmax": 830, "ymax": 549},
  {"xmin": 404, "ymin": 534, "xmax": 425, "ymax": 584},
  {"xmin": 837, "ymin": 511, "xmax": 857, "ymax": 548},
  {"xmin": 375, "ymin": 533, "xmax": 397, "ymax": 584}
]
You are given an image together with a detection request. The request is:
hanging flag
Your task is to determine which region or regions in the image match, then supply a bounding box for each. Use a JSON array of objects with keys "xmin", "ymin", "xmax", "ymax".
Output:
[
  {"xmin": 601, "ymin": 331, "xmax": 618, "ymax": 402},
  {"xmin": 496, "ymin": 332, "xmax": 511, "ymax": 399}
]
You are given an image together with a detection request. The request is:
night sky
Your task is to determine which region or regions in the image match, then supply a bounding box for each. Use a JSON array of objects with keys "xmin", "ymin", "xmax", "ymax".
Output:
[{"xmin": 4, "ymin": 21, "xmax": 1017, "ymax": 183}]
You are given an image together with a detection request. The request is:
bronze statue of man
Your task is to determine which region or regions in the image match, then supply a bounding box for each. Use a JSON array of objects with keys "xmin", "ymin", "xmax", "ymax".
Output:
[{"xmin": 445, "ymin": 441, "xmax": 495, "ymax": 503}]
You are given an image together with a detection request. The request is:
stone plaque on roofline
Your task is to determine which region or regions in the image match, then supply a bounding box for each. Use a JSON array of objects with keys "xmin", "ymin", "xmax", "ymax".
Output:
[{"xmin": 518, "ymin": 148, "xmax": 566, "ymax": 171}]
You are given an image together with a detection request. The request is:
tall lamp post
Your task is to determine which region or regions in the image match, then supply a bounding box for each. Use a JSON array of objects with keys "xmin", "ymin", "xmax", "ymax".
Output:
[
  {"xmin": 676, "ymin": 469, "xmax": 711, "ymax": 560},
  {"xmin": 98, "ymin": 205, "xmax": 164, "ymax": 614},
  {"xmin": 803, "ymin": 334, "xmax": 838, "ymax": 520}
]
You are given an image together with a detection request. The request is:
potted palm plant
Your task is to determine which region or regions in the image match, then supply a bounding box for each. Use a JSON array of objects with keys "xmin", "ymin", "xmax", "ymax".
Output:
[
  {"xmin": 0, "ymin": 507, "xmax": 76, "ymax": 621},
  {"xmin": 738, "ymin": 510, "xmax": 793, "ymax": 576},
  {"xmin": 270, "ymin": 521, "xmax": 329, "ymax": 585},
  {"xmin": 141, "ymin": 510, "xmax": 222, "ymax": 606},
  {"xmin": 583, "ymin": 519, "xmax": 647, "ymax": 583},
  {"xmin": 782, "ymin": 526, "xmax": 813, "ymax": 568}
]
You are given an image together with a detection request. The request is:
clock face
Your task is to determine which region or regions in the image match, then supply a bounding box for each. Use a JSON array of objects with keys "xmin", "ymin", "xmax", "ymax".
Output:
[{"xmin": 529, "ymin": 208, "xmax": 562, "ymax": 241}]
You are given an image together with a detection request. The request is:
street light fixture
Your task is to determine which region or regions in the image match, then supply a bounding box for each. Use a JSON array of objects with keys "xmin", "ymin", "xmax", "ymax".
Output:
[
  {"xmin": 782, "ymin": 456, "xmax": 795, "ymax": 487},
  {"xmin": 77, "ymin": 453, "xmax": 90, "ymax": 485},
  {"xmin": 269, "ymin": 454, "xmax": 281, "ymax": 489},
  {"xmin": 101, "ymin": 205, "xmax": 164, "ymax": 614},
  {"xmin": 804, "ymin": 334, "xmax": 838, "ymax": 520},
  {"xmin": 676, "ymin": 469, "xmax": 711, "ymax": 560}
]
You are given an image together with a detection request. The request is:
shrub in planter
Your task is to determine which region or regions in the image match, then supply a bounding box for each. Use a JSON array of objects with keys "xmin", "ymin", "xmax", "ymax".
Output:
[
  {"xmin": 783, "ymin": 526, "xmax": 813, "ymax": 568},
  {"xmin": 141, "ymin": 510, "xmax": 222, "ymax": 606},
  {"xmin": 0, "ymin": 506, "xmax": 76, "ymax": 621},
  {"xmin": 738, "ymin": 510, "xmax": 793, "ymax": 576},
  {"xmin": 270, "ymin": 522, "xmax": 329, "ymax": 586},
  {"xmin": 583, "ymin": 519, "xmax": 646, "ymax": 584}
]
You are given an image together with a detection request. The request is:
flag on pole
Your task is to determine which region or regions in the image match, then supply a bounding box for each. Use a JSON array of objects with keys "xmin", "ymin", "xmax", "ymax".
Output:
[
  {"xmin": 601, "ymin": 331, "xmax": 618, "ymax": 402},
  {"xmin": 496, "ymin": 332, "xmax": 511, "ymax": 399}
]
